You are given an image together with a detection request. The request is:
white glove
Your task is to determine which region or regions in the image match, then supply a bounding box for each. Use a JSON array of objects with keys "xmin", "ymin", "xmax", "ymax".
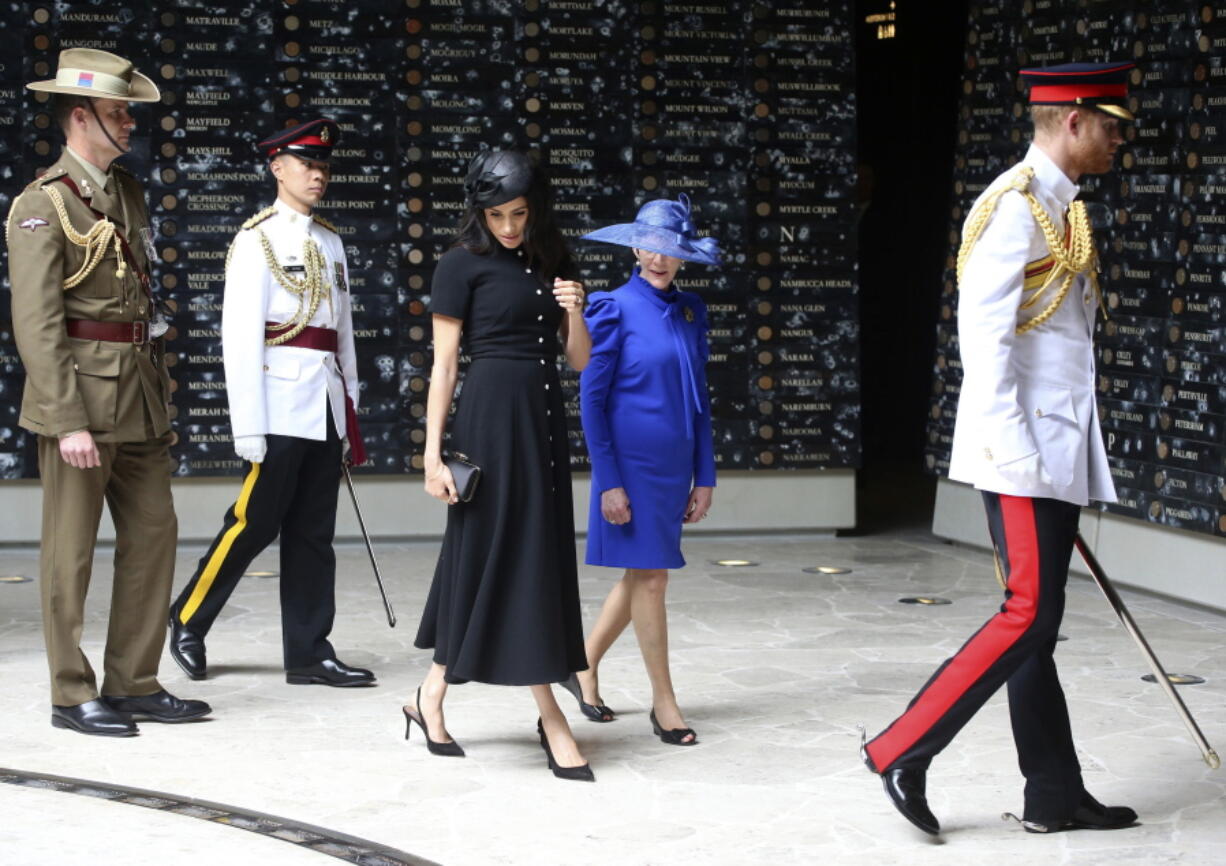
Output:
[{"xmin": 234, "ymin": 435, "xmax": 267, "ymax": 464}]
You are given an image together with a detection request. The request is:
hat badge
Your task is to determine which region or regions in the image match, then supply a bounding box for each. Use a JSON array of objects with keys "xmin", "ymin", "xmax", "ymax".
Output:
[{"xmin": 320, "ymin": 126, "xmax": 331, "ymax": 144}]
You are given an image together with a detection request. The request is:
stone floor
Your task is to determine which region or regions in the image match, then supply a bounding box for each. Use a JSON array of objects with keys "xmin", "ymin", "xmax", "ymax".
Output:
[{"xmin": 1, "ymin": 530, "xmax": 1223, "ymax": 865}]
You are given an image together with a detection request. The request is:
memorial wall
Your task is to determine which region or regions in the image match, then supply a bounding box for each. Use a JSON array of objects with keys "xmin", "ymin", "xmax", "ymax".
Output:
[
  {"xmin": 0, "ymin": 1, "xmax": 860, "ymax": 480},
  {"xmin": 927, "ymin": 0, "xmax": 1226, "ymax": 540}
]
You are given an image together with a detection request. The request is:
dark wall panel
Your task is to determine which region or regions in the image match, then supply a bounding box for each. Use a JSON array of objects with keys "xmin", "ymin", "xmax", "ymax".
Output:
[{"xmin": 1, "ymin": 0, "xmax": 859, "ymax": 480}]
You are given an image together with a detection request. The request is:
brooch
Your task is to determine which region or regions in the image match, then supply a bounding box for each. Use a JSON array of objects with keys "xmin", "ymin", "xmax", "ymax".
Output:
[{"xmin": 684, "ymin": 307, "xmax": 694, "ymax": 323}]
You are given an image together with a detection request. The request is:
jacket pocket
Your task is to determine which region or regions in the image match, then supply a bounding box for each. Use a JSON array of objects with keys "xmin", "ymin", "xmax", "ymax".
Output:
[
  {"xmin": 71, "ymin": 347, "xmax": 121, "ymax": 433},
  {"xmin": 265, "ymin": 357, "xmax": 301, "ymax": 380},
  {"xmin": 1019, "ymin": 382, "xmax": 1078, "ymax": 487}
]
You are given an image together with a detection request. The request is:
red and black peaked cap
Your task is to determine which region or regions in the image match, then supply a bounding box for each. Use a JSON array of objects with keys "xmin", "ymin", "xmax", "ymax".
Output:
[
  {"xmin": 1020, "ymin": 61, "xmax": 1136, "ymax": 121},
  {"xmin": 258, "ymin": 118, "xmax": 341, "ymax": 162}
]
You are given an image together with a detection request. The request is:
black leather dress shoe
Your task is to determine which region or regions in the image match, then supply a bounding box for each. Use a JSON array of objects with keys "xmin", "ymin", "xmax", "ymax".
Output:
[
  {"xmin": 1023, "ymin": 793, "xmax": 1138, "ymax": 833},
  {"xmin": 882, "ymin": 767, "xmax": 940, "ymax": 836},
  {"xmin": 51, "ymin": 699, "xmax": 138, "ymax": 737},
  {"xmin": 168, "ymin": 613, "xmax": 207, "ymax": 680},
  {"xmin": 285, "ymin": 658, "xmax": 376, "ymax": 687},
  {"xmin": 105, "ymin": 689, "xmax": 212, "ymax": 723}
]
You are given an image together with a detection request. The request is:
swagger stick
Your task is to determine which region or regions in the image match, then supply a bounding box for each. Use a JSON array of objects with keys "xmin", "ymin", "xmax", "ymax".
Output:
[
  {"xmin": 1074, "ymin": 534, "xmax": 1219, "ymax": 769},
  {"xmin": 343, "ymin": 464, "xmax": 396, "ymax": 628}
]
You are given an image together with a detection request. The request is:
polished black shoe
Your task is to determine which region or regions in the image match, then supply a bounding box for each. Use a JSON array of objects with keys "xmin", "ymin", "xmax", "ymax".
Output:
[
  {"xmin": 537, "ymin": 718, "xmax": 595, "ymax": 782},
  {"xmin": 650, "ymin": 708, "xmax": 697, "ymax": 746},
  {"xmin": 1021, "ymin": 793, "xmax": 1139, "ymax": 833},
  {"xmin": 882, "ymin": 767, "xmax": 940, "ymax": 836},
  {"xmin": 51, "ymin": 699, "xmax": 138, "ymax": 737},
  {"xmin": 559, "ymin": 672, "xmax": 614, "ymax": 723},
  {"xmin": 168, "ymin": 612, "xmax": 207, "ymax": 680},
  {"xmin": 285, "ymin": 657, "xmax": 376, "ymax": 687},
  {"xmin": 403, "ymin": 686, "xmax": 465, "ymax": 757},
  {"xmin": 105, "ymin": 689, "xmax": 212, "ymax": 723}
]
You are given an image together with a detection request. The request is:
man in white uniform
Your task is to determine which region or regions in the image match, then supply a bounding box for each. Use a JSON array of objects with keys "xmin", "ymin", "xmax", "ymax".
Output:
[
  {"xmin": 863, "ymin": 63, "xmax": 1139, "ymax": 836},
  {"xmin": 167, "ymin": 119, "xmax": 375, "ymax": 688}
]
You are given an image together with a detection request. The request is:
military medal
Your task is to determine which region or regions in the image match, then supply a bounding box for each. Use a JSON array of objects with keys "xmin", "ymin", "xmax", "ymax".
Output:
[{"xmin": 334, "ymin": 261, "xmax": 348, "ymax": 293}]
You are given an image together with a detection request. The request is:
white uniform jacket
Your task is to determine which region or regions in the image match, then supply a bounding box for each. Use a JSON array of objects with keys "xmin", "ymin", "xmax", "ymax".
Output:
[
  {"xmin": 948, "ymin": 145, "xmax": 1117, "ymax": 507},
  {"xmin": 222, "ymin": 199, "xmax": 358, "ymax": 442}
]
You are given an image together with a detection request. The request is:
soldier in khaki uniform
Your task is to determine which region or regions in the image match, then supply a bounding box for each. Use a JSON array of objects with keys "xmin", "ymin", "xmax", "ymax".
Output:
[{"xmin": 6, "ymin": 48, "xmax": 209, "ymax": 736}]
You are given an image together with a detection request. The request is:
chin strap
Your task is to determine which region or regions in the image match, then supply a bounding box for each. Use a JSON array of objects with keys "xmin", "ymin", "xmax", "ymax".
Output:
[{"xmin": 86, "ymin": 98, "xmax": 130, "ymax": 156}]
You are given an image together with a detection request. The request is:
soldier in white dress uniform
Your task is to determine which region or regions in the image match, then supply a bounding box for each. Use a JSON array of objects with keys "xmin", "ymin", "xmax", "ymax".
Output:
[
  {"xmin": 863, "ymin": 63, "xmax": 1140, "ymax": 836},
  {"xmin": 166, "ymin": 119, "xmax": 375, "ymax": 688}
]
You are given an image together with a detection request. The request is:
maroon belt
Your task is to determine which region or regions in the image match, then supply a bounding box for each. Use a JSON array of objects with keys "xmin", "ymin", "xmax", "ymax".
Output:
[
  {"xmin": 265, "ymin": 323, "xmax": 338, "ymax": 353},
  {"xmin": 66, "ymin": 318, "xmax": 149, "ymax": 344}
]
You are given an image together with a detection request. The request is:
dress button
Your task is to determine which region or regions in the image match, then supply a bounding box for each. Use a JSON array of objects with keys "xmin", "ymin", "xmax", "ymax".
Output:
[
  {"xmin": 538, "ymin": 337, "xmax": 544, "ymax": 343},
  {"xmin": 536, "ymin": 289, "xmax": 542, "ymax": 295},
  {"xmin": 545, "ymin": 383, "xmax": 550, "ymax": 390},
  {"xmin": 537, "ymin": 315, "xmax": 543, "ymax": 321},
  {"xmin": 526, "ymin": 268, "xmax": 532, "ymax": 273}
]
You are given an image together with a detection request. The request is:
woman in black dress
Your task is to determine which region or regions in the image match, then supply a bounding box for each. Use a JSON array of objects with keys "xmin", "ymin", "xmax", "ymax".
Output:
[{"xmin": 405, "ymin": 150, "xmax": 595, "ymax": 781}]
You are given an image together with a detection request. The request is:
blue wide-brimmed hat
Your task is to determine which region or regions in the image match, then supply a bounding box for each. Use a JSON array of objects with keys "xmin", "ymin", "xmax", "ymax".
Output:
[{"xmin": 581, "ymin": 194, "xmax": 722, "ymax": 267}]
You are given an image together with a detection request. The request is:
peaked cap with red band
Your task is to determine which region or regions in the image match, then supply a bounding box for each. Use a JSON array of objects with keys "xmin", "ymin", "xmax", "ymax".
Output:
[
  {"xmin": 258, "ymin": 118, "xmax": 340, "ymax": 163},
  {"xmin": 1020, "ymin": 61, "xmax": 1136, "ymax": 121}
]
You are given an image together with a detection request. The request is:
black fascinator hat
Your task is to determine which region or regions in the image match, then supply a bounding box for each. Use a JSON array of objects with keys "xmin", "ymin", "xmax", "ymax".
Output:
[{"xmin": 463, "ymin": 150, "xmax": 538, "ymax": 208}]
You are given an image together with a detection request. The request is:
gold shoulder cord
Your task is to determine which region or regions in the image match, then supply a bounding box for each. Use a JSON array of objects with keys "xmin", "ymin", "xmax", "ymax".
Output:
[
  {"xmin": 957, "ymin": 165, "xmax": 1106, "ymax": 334},
  {"xmin": 38, "ymin": 184, "xmax": 127, "ymax": 289},
  {"xmin": 224, "ymin": 206, "xmax": 276, "ymax": 270},
  {"xmin": 258, "ymin": 228, "xmax": 328, "ymax": 346},
  {"xmin": 223, "ymin": 207, "xmax": 329, "ymax": 346}
]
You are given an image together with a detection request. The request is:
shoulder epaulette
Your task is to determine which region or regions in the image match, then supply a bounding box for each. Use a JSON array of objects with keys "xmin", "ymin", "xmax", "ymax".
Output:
[
  {"xmin": 241, "ymin": 206, "xmax": 277, "ymax": 230},
  {"xmin": 36, "ymin": 167, "xmax": 69, "ymax": 187},
  {"xmin": 311, "ymin": 213, "xmax": 339, "ymax": 234}
]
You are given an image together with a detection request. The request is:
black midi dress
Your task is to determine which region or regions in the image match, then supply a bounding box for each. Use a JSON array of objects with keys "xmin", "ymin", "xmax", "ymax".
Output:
[{"xmin": 414, "ymin": 244, "xmax": 588, "ymax": 685}]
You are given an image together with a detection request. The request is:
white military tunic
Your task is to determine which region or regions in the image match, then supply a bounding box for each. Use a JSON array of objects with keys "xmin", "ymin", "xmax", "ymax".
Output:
[
  {"xmin": 222, "ymin": 198, "xmax": 358, "ymax": 442},
  {"xmin": 948, "ymin": 144, "xmax": 1116, "ymax": 507}
]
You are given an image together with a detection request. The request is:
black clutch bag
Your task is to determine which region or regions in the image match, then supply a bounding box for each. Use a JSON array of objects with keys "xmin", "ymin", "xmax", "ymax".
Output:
[{"xmin": 445, "ymin": 452, "xmax": 482, "ymax": 502}]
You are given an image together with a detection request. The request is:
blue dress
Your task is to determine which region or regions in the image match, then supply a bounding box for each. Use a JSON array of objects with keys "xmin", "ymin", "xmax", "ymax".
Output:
[{"xmin": 580, "ymin": 270, "xmax": 717, "ymax": 569}]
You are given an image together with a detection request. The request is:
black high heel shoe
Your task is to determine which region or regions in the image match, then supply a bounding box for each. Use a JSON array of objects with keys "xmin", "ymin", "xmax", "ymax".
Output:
[
  {"xmin": 559, "ymin": 672, "xmax": 615, "ymax": 722},
  {"xmin": 537, "ymin": 718, "xmax": 595, "ymax": 782},
  {"xmin": 650, "ymin": 709, "xmax": 697, "ymax": 746},
  {"xmin": 403, "ymin": 686, "xmax": 465, "ymax": 757}
]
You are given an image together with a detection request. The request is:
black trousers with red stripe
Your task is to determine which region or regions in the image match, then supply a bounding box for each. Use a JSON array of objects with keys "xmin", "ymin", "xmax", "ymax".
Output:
[
  {"xmin": 170, "ymin": 417, "xmax": 342, "ymax": 669},
  {"xmin": 865, "ymin": 492, "xmax": 1086, "ymax": 822}
]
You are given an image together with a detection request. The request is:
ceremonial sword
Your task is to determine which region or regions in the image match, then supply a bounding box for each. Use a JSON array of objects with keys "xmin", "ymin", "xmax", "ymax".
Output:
[
  {"xmin": 342, "ymin": 464, "xmax": 396, "ymax": 628},
  {"xmin": 1074, "ymin": 533, "xmax": 1219, "ymax": 770}
]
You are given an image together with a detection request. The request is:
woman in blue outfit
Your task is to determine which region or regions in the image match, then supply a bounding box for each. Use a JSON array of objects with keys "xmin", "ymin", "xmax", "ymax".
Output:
[{"xmin": 561, "ymin": 195, "xmax": 720, "ymax": 746}]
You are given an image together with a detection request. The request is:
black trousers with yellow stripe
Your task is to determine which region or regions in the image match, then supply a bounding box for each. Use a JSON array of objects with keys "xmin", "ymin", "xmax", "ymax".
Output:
[{"xmin": 171, "ymin": 417, "xmax": 342, "ymax": 669}]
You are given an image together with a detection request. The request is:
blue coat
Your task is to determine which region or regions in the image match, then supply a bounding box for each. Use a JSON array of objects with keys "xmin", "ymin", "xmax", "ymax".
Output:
[{"xmin": 580, "ymin": 271, "xmax": 717, "ymax": 569}]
